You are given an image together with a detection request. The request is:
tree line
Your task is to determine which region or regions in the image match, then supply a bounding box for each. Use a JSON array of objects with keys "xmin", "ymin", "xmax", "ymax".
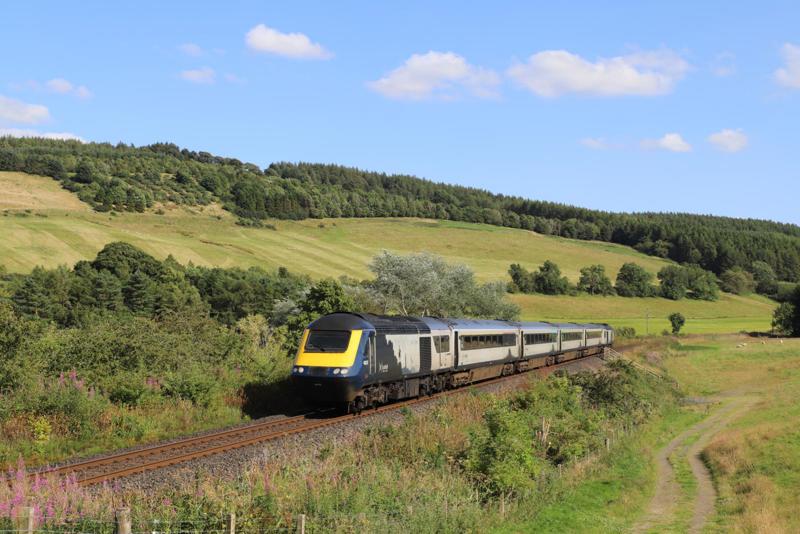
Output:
[
  {"xmin": 508, "ymin": 261, "xmax": 721, "ymax": 301},
  {"xmin": 2, "ymin": 137, "xmax": 800, "ymax": 283}
]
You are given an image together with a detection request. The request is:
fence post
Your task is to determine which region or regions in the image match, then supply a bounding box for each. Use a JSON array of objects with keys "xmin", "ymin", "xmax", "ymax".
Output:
[
  {"xmin": 15, "ymin": 506, "xmax": 33, "ymax": 534},
  {"xmin": 500, "ymin": 493, "xmax": 505, "ymax": 518},
  {"xmin": 296, "ymin": 513, "xmax": 306, "ymax": 534},
  {"xmin": 115, "ymin": 508, "xmax": 132, "ymax": 534},
  {"xmin": 227, "ymin": 512, "xmax": 236, "ymax": 534},
  {"xmin": 605, "ymin": 437, "xmax": 611, "ymax": 451}
]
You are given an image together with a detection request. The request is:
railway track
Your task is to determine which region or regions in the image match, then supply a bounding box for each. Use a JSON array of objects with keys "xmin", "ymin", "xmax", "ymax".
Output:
[{"xmin": 40, "ymin": 355, "xmax": 601, "ymax": 486}]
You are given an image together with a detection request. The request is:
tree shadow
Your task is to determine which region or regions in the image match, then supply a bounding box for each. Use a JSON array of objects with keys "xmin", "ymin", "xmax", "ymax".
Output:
[{"xmin": 240, "ymin": 378, "xmax": 311, "ymax": 419}]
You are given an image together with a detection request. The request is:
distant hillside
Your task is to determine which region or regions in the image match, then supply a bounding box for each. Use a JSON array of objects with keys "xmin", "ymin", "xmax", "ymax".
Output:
[
  {"xmin": 0, "ymin": 171, "xmax": 775, "ymax": 334},
  {"xmin": 2, "ymin": 137, "xmax": 799, "ymax": 282}
]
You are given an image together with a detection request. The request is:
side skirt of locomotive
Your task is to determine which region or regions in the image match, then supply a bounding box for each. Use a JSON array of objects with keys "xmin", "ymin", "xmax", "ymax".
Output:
[{"xmin": 347, "ymin": 345, "xmax": 607, "ymax": 413}]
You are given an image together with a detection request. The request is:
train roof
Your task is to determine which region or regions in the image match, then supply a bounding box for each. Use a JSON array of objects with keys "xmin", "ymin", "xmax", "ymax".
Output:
[{"xmin": 308, "ymin": 313, "xmax": 612, "ymax": 334}]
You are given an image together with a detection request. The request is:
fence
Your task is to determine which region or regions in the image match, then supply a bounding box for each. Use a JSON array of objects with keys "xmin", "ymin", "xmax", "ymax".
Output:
[{"xmin": 1, "ymin": 508, "xmax": 304, "ymax": 534}]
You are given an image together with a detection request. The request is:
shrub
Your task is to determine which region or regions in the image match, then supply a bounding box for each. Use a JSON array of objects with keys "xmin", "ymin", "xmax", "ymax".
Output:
[
  {"xmin": 162, "ymin": 369, "xmax": 219, "ymax": 408},
  {"xmin": 615, "ymin": 263, "xmax": 655, "ymax": 297},
  {"xmin": 668, "ymin": 312, "xmax": 686, "ymax": 334},
  {"xmin": 719, "ymin": 267, "xmax": 755, "ymax": 295},
  {"xmin": 577, "ymin": 264, "xmax": 614, "ymax": 295},
  {"xmin": 615, "ymin": 326, "xmax": 636, "ymax": 338}
]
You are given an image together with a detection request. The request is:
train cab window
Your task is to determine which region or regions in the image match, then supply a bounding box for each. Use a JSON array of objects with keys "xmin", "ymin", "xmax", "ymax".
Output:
[{"xmin": 304, "ymin": 330, "xmax": 351, "ymax": 353}]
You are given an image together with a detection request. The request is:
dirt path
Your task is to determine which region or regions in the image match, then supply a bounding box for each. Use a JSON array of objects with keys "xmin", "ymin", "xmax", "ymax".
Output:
[{"xmin": 632, "ymin": 396, "xmax": 755, "ymax": 533}]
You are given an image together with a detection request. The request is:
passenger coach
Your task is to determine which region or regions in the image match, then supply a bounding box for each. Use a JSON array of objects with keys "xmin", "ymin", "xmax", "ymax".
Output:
[{"xmin": 291, "ymin": 313, "xmax": 613, "ymax": 412}]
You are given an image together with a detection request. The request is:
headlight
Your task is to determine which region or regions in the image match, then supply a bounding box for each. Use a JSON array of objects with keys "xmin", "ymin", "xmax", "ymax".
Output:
[
  {"xmin": 332, "ymin": 368, "xmax": 340, "ymax": 374},
  {"xmin": 297, "ymin": 367, "xmax": 304, "ymax": 373},
  {"xmin": 339, "ymin": 368, "xmax": 349, "ymax": 375}
]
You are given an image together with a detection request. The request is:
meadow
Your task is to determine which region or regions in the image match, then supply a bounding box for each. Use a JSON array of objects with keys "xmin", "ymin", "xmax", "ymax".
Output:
[{"xmin": 0, "ymin": 172, "xmax": 775, "ymax": 334}]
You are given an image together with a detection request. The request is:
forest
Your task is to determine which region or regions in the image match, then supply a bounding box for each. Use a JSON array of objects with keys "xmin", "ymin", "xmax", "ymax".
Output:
[{"xmin": 2, "ymin": 136, "xmax": 800, "ymax": 282}]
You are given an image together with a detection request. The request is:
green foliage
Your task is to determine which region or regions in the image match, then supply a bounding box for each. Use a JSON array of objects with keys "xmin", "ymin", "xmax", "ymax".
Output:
[
  {"xmin": 3, "ymin": 137, "xmax": 799, "ymax": 282},
  {"xmin": 668, "ymin": 312, "xmax": 686, "ymax": 334},
  {"xmin": 0, "ymin": 301, "xmax": 46, "ymax": 390},
  {"xmin": 787, "ymin": 286, "xmax": 800, "ymax": 336},
  {"xmin": 658, "ymin": 265, "xmax": 688, "ymax": 300},
  {"xmin": 775, "ymin": 281, "xmax": 799, "ymax": 303},
  {"xmin": 615, "ymin": 326, "xmax": 637, "ymax": 338},
  {"xmin": 466, "ymin": 365, "xmax": 674, "ymax": 498},
  {"xmin": 751, "ymin": 260, "xmax": 779, "ymax": 296},
  {"xmin": 508, "ymin": 261, "xmax": 569, "ymax": 295},
  {"xmin": 577, "ymin": 264, "xmax": 615, "ymax": 295},
  {"xmin": 186, "ymin": 264, "xmax": 308, "ymax": 325},
  {"xmin": 684, "ymin": 265, "xmax": 719, "ymax": 301},
  {"xmin": 719, "ymin": 267, "xmax": 756, "ymax": 295},
  {"xmin": 771, "ymin": 302, "xmax": 795, "ymax": 335},
  {"xmin": 615, "ymin": 263, "xmax": 655, "ymax": 297},
  {"xmin": 162, "ymin": 368, "xmax": 219, "ymax": 408},
  {"xmin": 532, "ymin": 260, "xmax": 570, "ymax": 295}
]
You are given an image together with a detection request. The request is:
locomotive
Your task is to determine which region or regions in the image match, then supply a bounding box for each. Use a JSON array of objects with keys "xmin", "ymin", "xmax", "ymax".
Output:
[{"xmin": 291, "ymin": 312, "xmax": 614, "ymax": 411}]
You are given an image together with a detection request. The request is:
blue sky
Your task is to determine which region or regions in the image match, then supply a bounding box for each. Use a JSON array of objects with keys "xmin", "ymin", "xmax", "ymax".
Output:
[{"xmin": 2, "ymin": 1, "xmax": 799, "ymax": 223}]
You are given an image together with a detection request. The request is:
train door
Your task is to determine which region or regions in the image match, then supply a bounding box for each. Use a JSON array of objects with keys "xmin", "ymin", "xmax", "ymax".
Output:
[
  {"xmin": 367, "ymin": 332, "xmax": 376, "ymax": 375},
  {"xmin": 454, "ymin": 330, "xmax": 460, "ymax": 368}
]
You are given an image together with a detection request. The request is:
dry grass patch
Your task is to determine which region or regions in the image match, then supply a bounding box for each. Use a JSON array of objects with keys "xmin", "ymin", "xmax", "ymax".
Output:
[{"xmin": 0, "ymin": 172, "xmax": 89, "ymax": 211}]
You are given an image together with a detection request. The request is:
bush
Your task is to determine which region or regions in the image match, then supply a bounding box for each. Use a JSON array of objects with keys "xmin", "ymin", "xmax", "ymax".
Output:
[
  {"xmin": 615, "ymin": 326, "xmax": 636, "ymax": 338},
  {"xmin": 668, "ymin": 312, "xmax": 686, "ymax": 334},
  {"xmin": 577, "ymin": 264, "xmax": 614, "ymax": 295},
  {"xmin": 719, "ymin": 267, "xmax": 755, "ymax": 295},
  {"xmin": 615, "ymin": 263, "xmax": 655, "ymax": 297},
  {"xmin": 162, "ymin": 368, "xmax": 219, "ymax": 408}
]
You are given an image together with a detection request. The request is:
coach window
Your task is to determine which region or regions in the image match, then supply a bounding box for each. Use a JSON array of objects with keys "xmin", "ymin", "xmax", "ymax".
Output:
[{"xmin": 440, "ymin": 335, "xmax": 450, "ymax": 352}]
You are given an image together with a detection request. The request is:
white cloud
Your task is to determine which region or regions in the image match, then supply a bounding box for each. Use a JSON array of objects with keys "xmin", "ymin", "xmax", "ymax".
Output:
[
  {"xmin": 0, "ymin": 128, "xmax": 83, "ymax": 141},
  {"xmin": 45, "ymin": 78, "xmax": 73, "ymax": 94},
  {"xmin": 775, "ymin": 43, "xmax": 800, "ymax": 88},
  {"xmin": 368, "ymin": 51, "xmax": 500, "ymax": 100},
  {"xmin": 708, "ymin": 128, "xmax": 748, "ymax": 152},
  {"xmin": 507, "ymin": 49, "xmax": 689, "ymax": 97},
  {"xmin": 245, "ymin": 24, "xmax": 332, "ymax": 59},
  {"xmin": 42, "ymin": 78, "xmax": 93, "ymax": 99},
  {"xmin": 0, "ymin": 94, "xmax": 49, "ymax": 124},
  {"xmin": 641, "ymin": 133, "xmax": 692, "ymax": 152},
  {"xmin": 179, "ymin": 43, "xmax": 203, "ymax": 56},
  {"xmin": 180, "ymin": 67, "xmax": 216, "ymax": 84}
]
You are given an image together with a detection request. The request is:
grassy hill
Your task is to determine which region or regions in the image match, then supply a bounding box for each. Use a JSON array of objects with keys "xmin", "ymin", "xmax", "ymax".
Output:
[{"xmin": 0, "ymin": 171, "xmax": 775, "ymax": 334}]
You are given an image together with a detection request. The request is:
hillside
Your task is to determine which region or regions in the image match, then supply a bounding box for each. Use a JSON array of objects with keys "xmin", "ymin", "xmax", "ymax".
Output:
[
  {"xmin": 0, "ymin": 171, "xmax": 775, "ymax": 334},
  {"xmin": 2, "ymin": 138, "xmax": 799, "ymax": 283}
]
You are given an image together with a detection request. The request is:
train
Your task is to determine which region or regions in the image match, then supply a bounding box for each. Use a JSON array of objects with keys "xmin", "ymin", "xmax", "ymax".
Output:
[{"xmin": 291, "ymin": 312, "xmax": 614, "ymax": 412}]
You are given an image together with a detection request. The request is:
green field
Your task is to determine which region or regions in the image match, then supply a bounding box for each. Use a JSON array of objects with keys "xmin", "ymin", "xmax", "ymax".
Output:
[{"xmin": 0, "ymin": 171, "xmax": 775, "ymax": 333}]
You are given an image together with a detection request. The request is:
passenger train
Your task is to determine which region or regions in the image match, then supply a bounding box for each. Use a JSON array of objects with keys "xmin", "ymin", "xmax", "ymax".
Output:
[{"xmin": 291, "ymin": 313, "xmax": 614, "ymax": 412}]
